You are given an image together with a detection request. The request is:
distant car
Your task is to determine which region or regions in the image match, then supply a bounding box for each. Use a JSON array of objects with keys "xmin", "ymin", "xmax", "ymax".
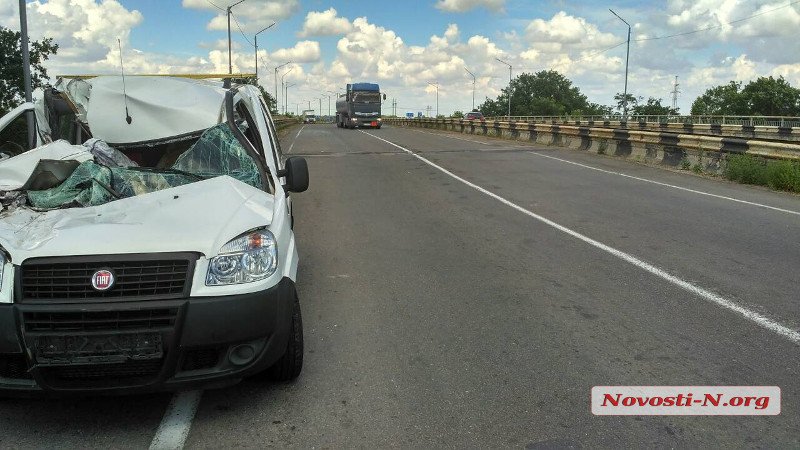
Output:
[
  {"xmin": 303, "ymin": 115, "xmax": 317, "ymax": 124},
  {"xmin": 465, "ymin": 111, "xmax": 485, "ymax": 121}
]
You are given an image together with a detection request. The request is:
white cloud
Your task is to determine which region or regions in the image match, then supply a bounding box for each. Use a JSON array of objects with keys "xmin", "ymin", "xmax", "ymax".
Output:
[
  {"xmin": 270, "ymin": 41, "xmax": 321, "ymax": 63},
  {"xmin": 182, "ymin": 0, "xmax": 299, "ymax": 33},
  {"xmin": 298, "ymin": 8, "xmax": 352, "ymax": 38},
  {"xmin": 435, "ymin": 0, "xmax": 505, "ymax": 13}
]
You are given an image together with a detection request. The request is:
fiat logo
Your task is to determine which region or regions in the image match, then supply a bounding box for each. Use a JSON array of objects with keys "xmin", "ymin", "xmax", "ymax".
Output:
[{"xmin": 91, "ymin": 269, "xmax": 115, "ymax": 291}]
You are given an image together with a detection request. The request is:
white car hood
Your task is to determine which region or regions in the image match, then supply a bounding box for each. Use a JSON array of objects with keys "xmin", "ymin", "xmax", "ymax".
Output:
[{"xmin": 0, "ymin": 176, "xmax": 274, "ymax": 263}]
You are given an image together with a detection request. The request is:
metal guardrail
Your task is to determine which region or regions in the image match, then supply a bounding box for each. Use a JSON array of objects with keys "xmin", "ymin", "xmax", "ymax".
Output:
[{"xmin": 485, "ymin": 115, "xmax": 800, "ymax": 127}]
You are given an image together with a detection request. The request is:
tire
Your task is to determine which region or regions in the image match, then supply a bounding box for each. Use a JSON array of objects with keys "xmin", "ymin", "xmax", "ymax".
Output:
[
  {"xmin": 261, "ymin": 288, "xmax": 303, "ymax": 382},
  {"xmin": 376, "ymin": 126, "xmax": 381, "ymax": 129}
]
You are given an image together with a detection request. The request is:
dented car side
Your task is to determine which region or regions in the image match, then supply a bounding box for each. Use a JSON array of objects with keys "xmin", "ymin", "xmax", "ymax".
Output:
[{"xmin": 0, "ymin": 76, "xmax": 308, "ymax": 394}]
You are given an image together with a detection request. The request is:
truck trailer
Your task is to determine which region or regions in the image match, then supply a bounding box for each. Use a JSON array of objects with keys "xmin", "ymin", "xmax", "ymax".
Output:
[{"xmin": 335, "ymin": 83, "xmax": 385, "ymax": 129}]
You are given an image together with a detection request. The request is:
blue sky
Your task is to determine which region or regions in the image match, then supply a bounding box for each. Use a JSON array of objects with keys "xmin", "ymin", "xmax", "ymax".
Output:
[{"xmin": 3, "ymin": 0, "xmax": 799, "ymax": 115}]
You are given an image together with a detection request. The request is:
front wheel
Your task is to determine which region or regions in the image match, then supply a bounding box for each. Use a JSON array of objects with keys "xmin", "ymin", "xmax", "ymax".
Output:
[{"xmin": 261, "ymin": 288, "xmax": 303, "ymax": 381}]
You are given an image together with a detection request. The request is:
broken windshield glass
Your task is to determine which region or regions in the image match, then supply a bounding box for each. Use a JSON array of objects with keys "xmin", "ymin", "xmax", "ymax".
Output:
[
  {"xmin": 172, "ymin": 123, "xmax": 264, "ymax": 190},
  {"xmin": 24, "ymin": 123, "xmax": 264, "ymax": 210}
]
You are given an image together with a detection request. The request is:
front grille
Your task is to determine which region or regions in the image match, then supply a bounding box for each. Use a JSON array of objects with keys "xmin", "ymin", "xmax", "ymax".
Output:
[
  {"xmin": 41, "ymin": 359, "xmax": 163, "ymax": 384},
  {"xmin": 23, "ymin": 308, "xmax": 179, "ymax": 332},
  {"xmin": 20, "ymin": 254, "xmax": 195, "ymax": 302},
  {"xmin": 181, "ymin": 347, "xmax": 223, "ymax": 372},
  {"xmin": 0, "ymin": 354, "xmax": 32, "ymax": 380}
]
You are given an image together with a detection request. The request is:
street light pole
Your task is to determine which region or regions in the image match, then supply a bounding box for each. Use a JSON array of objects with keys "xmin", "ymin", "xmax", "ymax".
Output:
[
  {"xmin": 226, "ymin": 0, "xmax": 246, "ymax": 75},
  {"xmin": 322, "ymin": 94, "xmax": 331, "ymax": 117},
  {"xmin": 427, "ymin": 82, "xmax": 439, "ymax": 117},
  {"xmin": 273, "ymin": 61, "xmax": 290, "ymax": 112},
  {"xmin": 495, "ymin": 58, "xmax": 512, "ymax": 118},
  {"xmin": 254, "ymin": 22, "xmax": 275, "ymax": 82},
  {"xmin": 610, "ymin": 9, "xmax": 631, "ymax": 120},
  {"xmin": 280, "ymin": 66, "xmax": 294, "ymax": 113},
  {"xmin": 284, "ymin": 83, "xmax": 295, "ymax": 115},
  {"xmin": 464, "ymin": 67, "xmax": 476, "ymax": 111},
  {"xmin": 18, "ymin": 0, "xmax": 34, "ymax": 148}
]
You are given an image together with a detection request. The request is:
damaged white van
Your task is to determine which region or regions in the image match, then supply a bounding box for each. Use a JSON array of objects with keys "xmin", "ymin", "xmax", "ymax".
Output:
[{"xmin": 0, "ymin": 75, "xmax": 308, "ymax": 394}]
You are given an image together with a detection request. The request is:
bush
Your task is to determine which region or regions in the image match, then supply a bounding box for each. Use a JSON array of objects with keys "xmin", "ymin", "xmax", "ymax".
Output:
[
  {"xmin": 724, "ymin": 154, "xmax": 800, "ymax": 193},
  {"xmin": 765, "ymin": 160, "xmax": 800, "ymax": 192},
  {"xmin": 725, "ymin": 154, "xmax": 768, "ymax": 185}
]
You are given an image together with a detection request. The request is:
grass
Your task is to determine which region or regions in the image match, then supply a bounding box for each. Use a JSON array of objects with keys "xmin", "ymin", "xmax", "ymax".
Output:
[{"xmin": 725, "ymin": 154, "xmax": 800, "ymax": 193}]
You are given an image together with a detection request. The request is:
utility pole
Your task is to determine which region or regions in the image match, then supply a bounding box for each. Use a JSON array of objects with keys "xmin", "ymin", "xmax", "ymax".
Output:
[
  {"xmin": 426, "ymin": 105, "xmax": 432, "ymax": 117},
  {"xmin": 254, "ymin": 22, "xmax": 275, "ymax": 82},
  {"xmin": 610, "ymin": 9, "xmax": 631, "ymax": 120},
  {"xmin": 392, "ymin": 98, "xmax": 397, "ymax": 116},
  {"xmin": 227, "ymin": 0, "xmax": 246, "ymax": 75},
  {"xmin": 18, "ymin": 0, "xmax": 35, "ymax": 148},
  {"xmin": 495, "ymin": 58, "xmax": 512, "ymax": 117},
  {"xmin": 670, "ymin": 76, "xmax": 680, "ymax": 114},
  {"xmin": 318, "ymin": 97, "xmax": 322, "ymax": 116},
  {"xmin": 464, "ymin": 67, "xmax": 476, "ymax": 111},
  {"xmin": 427, "ymin": 81, "xmax": 439, "ymax": 117},
  {"xmin": 322, "ymin": 94, "xmax": 330, "ymax": 117}
]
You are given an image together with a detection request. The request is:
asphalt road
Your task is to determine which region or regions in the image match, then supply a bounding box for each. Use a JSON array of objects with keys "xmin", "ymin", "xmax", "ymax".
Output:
[{"xmin": 2, "ymin": 123, "xmax": 798, "ymax": 448}]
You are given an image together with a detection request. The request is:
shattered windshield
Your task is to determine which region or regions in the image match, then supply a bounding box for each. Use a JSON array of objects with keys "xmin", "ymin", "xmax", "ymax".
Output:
[{"xmin": 23, "ymin": 123, "xmax": 264, "ymax": 210}]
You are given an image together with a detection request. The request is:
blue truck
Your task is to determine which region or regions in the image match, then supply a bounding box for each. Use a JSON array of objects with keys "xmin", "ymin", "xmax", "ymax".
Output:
[{"xmin": 335, "ymin": 82, "xmax": 385, "ymax": 129}]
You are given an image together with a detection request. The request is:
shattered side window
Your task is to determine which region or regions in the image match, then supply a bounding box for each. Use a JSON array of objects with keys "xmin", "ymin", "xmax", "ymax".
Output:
[{"xmin": 172, "ymin": 123, "xmax": 265, "ymax": 190}]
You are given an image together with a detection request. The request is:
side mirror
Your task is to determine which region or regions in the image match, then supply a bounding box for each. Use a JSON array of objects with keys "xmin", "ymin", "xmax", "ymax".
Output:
[
  {"xmin": 382, "ymin": 93, "xmax": 387, "ymax": 100},
  {"xmin": 278, "ymin": 156, "xmax": 309, "ymax": 193}
]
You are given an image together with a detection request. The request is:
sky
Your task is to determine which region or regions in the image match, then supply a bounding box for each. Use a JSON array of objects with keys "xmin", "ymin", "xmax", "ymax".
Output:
[{"xmin": 2, "ymin": 0, "xmax": 800, "ymax": 116}]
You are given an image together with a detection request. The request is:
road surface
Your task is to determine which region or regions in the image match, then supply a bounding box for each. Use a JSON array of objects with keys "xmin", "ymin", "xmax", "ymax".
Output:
[{"xmin": 1, "ymin": 123, "xmax": 798, "ymax": 448}]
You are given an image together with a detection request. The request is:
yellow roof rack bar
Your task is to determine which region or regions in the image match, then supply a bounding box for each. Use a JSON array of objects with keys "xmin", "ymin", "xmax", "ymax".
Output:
[{"xmin": 57, "ymin": 73, "xmax": 257, "ymax": 80}]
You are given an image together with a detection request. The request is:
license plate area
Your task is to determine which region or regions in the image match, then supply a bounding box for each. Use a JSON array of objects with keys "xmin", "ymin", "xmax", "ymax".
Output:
[{"xmin": 34, "ymin": 333, "xmax": 163, "ymax": 366}]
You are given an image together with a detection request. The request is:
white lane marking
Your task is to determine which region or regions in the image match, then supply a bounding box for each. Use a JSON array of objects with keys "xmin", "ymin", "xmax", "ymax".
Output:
[
  {"xmin": 528, "ymin": 151, "xmax": 800, "ymax": 217},
  {"xmin": 287, "ymin": 125, "xmax": 305, "ymax": 154},
  {"xmin": 361, "ymin": 130, "xmax": 800, "ymax": 345},
  {"xmin": 149, "ymin": 390, "xmax": 203, "ymax": 450}
]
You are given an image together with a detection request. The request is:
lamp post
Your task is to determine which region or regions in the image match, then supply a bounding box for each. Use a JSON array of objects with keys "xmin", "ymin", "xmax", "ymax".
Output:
[
  {"xmin": 322, "ymin": 94, "xmax": 331, "ymax": 117},
  {"xmin": 254, "ymin": 22, "xmax": 275, "ymax": 82},
  {"xmin": 18, "ymin": 0, "xmax": 34, "ymax": 148},
  {"xmin": 226, "ymin": 0, "xmax": 246, "ymax": 75},
  {"xmin": 610, "ymin": 8, "xmax": 631, "ymax": 120},
  {"xmin": 273, "ymin": 61, "xmax": 290, "ymax": 112},
  {"xmin": 464, "ymin": 66, "xmax": 476, "ymax": 111},
  {"xmin": 280, "ymin": 66, "xmax": 294, "ymax": 113},
  {"xmin": 427, "ymin": 81, "xmax": 439, "ymax": 117},
  {"xmin": 284, "ymin": 83, "xmax": 295, "ymax": 115},
  {"xmin": 495, "ymin": 58, "xmax": 512, "ymax": 118}
]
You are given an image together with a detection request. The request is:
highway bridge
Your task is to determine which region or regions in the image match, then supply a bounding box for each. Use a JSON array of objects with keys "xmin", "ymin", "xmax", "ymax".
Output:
[{"xmin": 1, "ymin": 123, "xmax": 798, "ymax": 448}]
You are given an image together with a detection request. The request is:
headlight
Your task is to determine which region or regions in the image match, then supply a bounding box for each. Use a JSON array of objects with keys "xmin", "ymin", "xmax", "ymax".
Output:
[
  {"xmin": 351, "ymin": 117, "xmax": 357, "ymax": 121},
  {"xmin": 206, "ymin": 230, "xmax": 278, "ymax": 286},
  {"xmin": 377, "ymin": 118, "xmax": 382, "ymax": 121}
]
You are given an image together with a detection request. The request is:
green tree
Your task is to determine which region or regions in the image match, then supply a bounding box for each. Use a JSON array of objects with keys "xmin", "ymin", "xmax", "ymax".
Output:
[
  {"xmin": 0, "ymin": 26, "xmax": 59, "ymax": 115},
  {"xmin": 477, "ymin": 70, "xmax": 596, "ymax": 116},
  {"xmin": 690, "ymin": 81, "xmax": 745, "ymax": 115},
  {"xmin": 740, "ymin": 76, "xmax": 800, "ymax": 116},
  {"xmin": 451, "ymin": 110, "xmax": 464, "ymax": 118},
  {"xmin": 613, "ymin": 93, "xmax": 638, "ymax": 115},
  {"xmin": 631, "ymin": 97, "xmax": 678, "ymax": 116}
]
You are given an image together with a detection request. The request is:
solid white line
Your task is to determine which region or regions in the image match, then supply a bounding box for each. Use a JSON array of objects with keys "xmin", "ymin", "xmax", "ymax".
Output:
[
  {"xmin": 149, "ymin": 390, "xmax": 203, "ymax": 450},
  {"xmin": 361, "ymin": 130, "xmax": 800, "ymax": 345},
  {"xmin": 287, "ymin": 125, "xmax": 305, "ymax": 154},
  {"xmin": 528, "ymin": 151, "xmax": 800, "ymax": 217}
]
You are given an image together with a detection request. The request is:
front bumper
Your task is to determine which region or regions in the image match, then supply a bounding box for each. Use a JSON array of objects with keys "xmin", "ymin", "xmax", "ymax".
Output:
[{"xmin": 0, "ymin": 277, "xmax": 295, "ymax": 395}]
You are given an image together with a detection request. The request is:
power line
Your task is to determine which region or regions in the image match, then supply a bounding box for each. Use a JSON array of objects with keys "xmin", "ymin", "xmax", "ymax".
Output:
[
  {"xmin": 635, "ymin": 0, "xmax": 800, "ymax": 42},
  {"xmin": 204, "ymin": 0, "xmax": 225, "ymax": 12},
  {"xmin": 231, "ymin": 12, "xmax": 254, "ymax": 47}
]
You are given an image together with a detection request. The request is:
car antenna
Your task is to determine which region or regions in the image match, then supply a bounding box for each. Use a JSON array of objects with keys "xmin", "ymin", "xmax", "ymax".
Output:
[{"xmin": 118, "ymin": 38, "xmax": 132, "ymax": 124}]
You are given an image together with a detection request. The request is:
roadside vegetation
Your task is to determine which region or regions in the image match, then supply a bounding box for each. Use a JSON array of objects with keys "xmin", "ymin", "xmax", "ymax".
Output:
[{"xmin": 724, "ymin": 154, "xmax": 800, "ymax": 193}]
